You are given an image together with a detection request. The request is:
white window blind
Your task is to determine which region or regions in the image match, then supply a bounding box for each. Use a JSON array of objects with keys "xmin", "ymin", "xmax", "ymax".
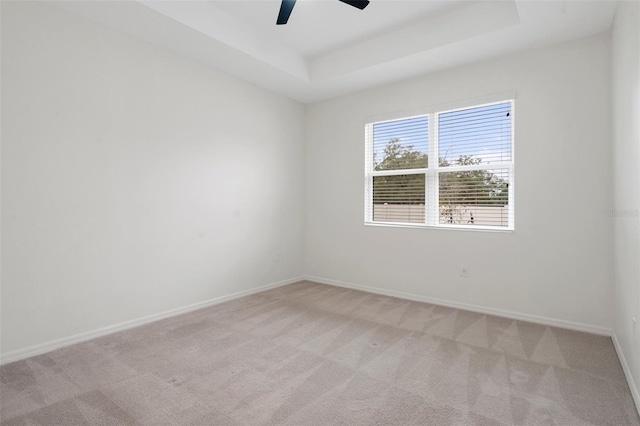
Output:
[{"xmin": 365, "ymin": 100, "xmax": 514, "ymax": 230}]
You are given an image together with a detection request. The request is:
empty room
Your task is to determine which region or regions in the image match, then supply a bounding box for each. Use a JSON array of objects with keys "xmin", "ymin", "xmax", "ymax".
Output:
[{"xmin": 1, "ymin": 0, "xmax": 639, "ymax": 424}]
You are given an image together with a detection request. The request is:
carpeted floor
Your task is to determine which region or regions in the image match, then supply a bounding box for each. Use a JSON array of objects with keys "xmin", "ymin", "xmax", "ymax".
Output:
[{"xmin": 1, "ymin": 281, "xmax": 639, "ymax": 425}]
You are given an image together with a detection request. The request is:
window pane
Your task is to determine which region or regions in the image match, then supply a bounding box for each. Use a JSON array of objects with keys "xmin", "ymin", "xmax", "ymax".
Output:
[
  {"xmin": 439, "ymin": 102, "xmax": 511, "ymax": 167},
  {"xmin": 373, "ymin": 116, "xmax": 428, "ymax": 170},
  {"xmin": 439, "ymin": 169, "xmax": 510, "ymax": 227},
  {"xmin": 373, "ymin": 174, "xmax": 425, "ymax": 223}
]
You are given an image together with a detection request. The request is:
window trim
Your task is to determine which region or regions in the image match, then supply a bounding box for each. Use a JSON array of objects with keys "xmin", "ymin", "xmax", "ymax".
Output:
[{"xmin": 364, "ymin": 98, "xmax": 515, "ymax": 232}]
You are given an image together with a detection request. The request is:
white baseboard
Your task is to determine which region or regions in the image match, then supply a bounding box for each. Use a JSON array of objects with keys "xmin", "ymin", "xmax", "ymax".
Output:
[
  {"xmin": 304, "ymin": 275, "xmax": 612, "ymax": 336},
  {"xmin": 0, "ymin": 276, "xmax": 304, "ymax": 365},
  {"xmin": 3, "ymin": 274, "xmax": 636, "ymax": 417},
  {"xmin": 612, "ymin": 333, "xmax": 640, "ymax": 415}
]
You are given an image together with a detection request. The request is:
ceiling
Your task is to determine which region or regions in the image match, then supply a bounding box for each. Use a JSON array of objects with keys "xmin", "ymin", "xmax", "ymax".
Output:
[{"xmin": 54, "ymin": 0, "xmax": 618, "ymax": 103}]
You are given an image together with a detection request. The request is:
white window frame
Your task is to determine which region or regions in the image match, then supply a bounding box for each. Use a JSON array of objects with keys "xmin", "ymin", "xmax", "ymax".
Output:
[{"xmin": 364, "ymin": 99, "xmax": 515, "ymax": 231}]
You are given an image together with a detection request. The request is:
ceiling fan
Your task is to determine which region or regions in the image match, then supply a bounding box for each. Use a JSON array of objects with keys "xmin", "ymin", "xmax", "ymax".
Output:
[{"xmin": 276, "ymin": 0, "xmax": 370, "ymax": 25}]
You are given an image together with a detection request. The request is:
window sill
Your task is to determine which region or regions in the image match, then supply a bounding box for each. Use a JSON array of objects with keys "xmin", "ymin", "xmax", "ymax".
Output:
[{"xmin": 364, "ymin": 221, "xmax": 515, "ymax": 233}]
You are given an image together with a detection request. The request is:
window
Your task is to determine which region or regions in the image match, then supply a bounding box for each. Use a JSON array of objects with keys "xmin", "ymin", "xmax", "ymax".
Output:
[{"xmin": 365, "ymin": 100, "xmax": 514, "ymax": 230}]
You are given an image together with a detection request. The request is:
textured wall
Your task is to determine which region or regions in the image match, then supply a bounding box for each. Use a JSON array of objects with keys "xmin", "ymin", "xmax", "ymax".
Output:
[
  {"xmin": 305, "ymin": 33, "xmax": 613, "ymax": 331},
  {"xmin": 1, "ymin": 2, "xmax": 305, "ymax": 357},
  {"xmin": 612, "ymin": 0, "xmax": 640, "ymax": 409}
]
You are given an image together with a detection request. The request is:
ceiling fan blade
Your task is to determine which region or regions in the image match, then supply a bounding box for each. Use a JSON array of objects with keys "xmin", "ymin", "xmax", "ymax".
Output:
[
  {"xmin": 276, "ymin": 0, "xmax": 297, "ymax": 25},
  {"xmin": 338, "ymin": 0, "xmax": 370, "ymax": 10}
]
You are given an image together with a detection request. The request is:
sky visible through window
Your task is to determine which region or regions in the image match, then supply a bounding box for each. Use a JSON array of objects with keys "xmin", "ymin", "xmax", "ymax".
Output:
[{"xmin": 373, "ymin": 102, "xmax": 512, "ymax": 166}]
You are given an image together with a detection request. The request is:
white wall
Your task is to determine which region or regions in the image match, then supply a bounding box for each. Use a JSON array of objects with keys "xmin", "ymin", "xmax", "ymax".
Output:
[
  {"xmin": 0, "ymin": 1, "xmax": 625, "ymax": 366},
  {"xmin": 1, "ymin": 2, "xmax": 305, "ymax": 359},
  {"xmin": 612, "ymin": 0, "xmax": 640, "ymax": 407},
  {"xmin": 305, "ymin": 33, "xmax": 613, "ymax": 331}
]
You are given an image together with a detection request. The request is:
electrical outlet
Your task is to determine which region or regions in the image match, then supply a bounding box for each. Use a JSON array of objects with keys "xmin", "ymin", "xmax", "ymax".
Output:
[
  {"xmin": 460, "ymin": 265, "xmax": 469, "ymax": 277},
  {"xmin": 274, "ymin": 252, "xmax": 280, "ymax": 263}
]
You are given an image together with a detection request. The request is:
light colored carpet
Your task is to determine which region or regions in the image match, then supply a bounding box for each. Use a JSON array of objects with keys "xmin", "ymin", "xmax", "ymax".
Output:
[{"xmin": 1, "ymin": 281, "xmax": 639, "ymax": 425}]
